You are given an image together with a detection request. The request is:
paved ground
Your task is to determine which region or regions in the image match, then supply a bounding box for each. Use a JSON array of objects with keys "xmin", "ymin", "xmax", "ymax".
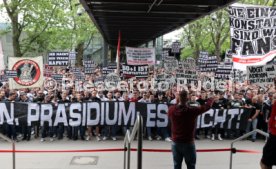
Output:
[{"xmin": 0, "ymin": 137, "xmax": 266, "ymax": 169}]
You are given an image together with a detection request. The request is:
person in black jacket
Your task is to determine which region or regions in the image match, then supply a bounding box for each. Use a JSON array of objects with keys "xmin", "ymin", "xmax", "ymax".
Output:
[
  {"xmin": 72, "ymin": 93, "xmax": 85, "ymax": 140},
  {"xmin": 4, "ymin": 91, "xmax": 18, "ymax": 141},
  {"xmin": 196, "ymin": 91, "xmax": 209, "ymax": 138},
  {"xmin": 188, "ymin": 93, "xmax": 201, "ymax": 140},
  {"xmin": 57, "ymin": 92, "xmax": 70, "ymax": 140},
  {"xmin": 246, "ymin": 96, "xmax": 261, "ymax": 142},
  {"xmin": 210, "ymin": 93, "xmax": 227, "ymax": 141},
  {"xmin": 19, "ymin": 92, "xmax": 32, "ymax": 141}
]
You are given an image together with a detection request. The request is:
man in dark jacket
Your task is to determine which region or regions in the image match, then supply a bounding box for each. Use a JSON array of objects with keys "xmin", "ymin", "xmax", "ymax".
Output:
[{"xmin": 168, "ymin": 90, "xmax": 214, "ymax": 169}]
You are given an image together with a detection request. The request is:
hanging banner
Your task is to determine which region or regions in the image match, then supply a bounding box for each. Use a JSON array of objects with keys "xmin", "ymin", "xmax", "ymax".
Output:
[
  {"xmin": 229, "ymin": 4, "xmax": 276, "ymax": 70},
  {"xmin": 246, "ymin": 65, "xmax": 276, "ymax": 88},
  {"xmin": 48, "ymin": 52, "xmax": 69, "ymax": 66},
  {"xmin": 122, "ymin": 65, "xmax": 148, "ymax": 78},
  {"xmin": 126, "ymin": 47, "xmax": 156, "ymax": 65},
  {"xmin": 8, "ymin": 56, "xmax": 44, "ymax": 89},
  {"xmin": 0, "ymin": 102, "xmax": 251, "ymax": 130}
]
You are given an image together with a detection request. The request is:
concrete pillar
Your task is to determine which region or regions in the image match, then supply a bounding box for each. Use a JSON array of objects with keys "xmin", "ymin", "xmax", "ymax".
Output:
[{"xmin": 102, "ymin": 40, "xmax": 108, "ymax": 67}]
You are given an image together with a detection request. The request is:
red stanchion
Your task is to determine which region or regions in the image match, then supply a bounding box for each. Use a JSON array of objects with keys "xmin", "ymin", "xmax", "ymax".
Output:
[{"xmin": 0, "ymin": 148, "xmax": 261, "ymax": 154}]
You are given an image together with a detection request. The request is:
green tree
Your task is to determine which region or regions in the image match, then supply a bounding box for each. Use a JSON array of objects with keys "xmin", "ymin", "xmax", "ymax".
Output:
[
  {"xmin": 1, "ymin": 0, "xmax": 98, "ymax": 62},
  {"xmin": 180, "ymin": 0, "xmax": 276, "ymax": 60}
]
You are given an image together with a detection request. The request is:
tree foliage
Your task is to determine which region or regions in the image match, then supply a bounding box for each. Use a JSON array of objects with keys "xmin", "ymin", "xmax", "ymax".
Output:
[
  {"xmin": 180, "ymin": 0, "xmax": 276, "ymax": 60},
  {"xmin": 1, "ymin": 0, "xmax": 98, "ymax": 60}
]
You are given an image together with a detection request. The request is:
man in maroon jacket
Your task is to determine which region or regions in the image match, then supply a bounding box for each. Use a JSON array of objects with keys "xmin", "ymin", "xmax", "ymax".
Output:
[
  {"xmin": 260, "ymin": 79, "xmax": 276, "ymax": 169},
  {"xmin": 168, "ymin": 90, "xmax": 214, "ymax": 169}
]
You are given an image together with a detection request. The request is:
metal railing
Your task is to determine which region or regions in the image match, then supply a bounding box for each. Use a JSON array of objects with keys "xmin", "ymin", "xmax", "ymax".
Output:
[
  {"xmin": 0, "ymin": 133, "xmax": 16, "ymax": 169},
  {"xmin": 123, "ymin": 113, "xmax": 143, "ymax": 169},
  {"xmin": 229, "ymin": 129, "xmax": 269, "ymax": 169}
]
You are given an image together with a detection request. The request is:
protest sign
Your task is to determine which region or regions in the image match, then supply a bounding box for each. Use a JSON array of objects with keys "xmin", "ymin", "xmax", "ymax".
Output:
[
  {"xmin": 0, "ymin": 74, "xmax": 7, "ymax": 82},
  {"xmin": 198, "ymin": 55, "xmax": 218, "ymax": 72},
  {"xmin": 215, "ymin": 64, "xmax": 232, "ymax": 79},
  {"xmin": 83, "ymin": 60, "xmax": 96, "ymax": 74},
  {"xmin": 71, "ymin": 67, "xmax": 81, "ymax": 74},
  {"xmin": 75, "ymin": 74, "xmax": 85, "ymax": 81},
  {"xmin": 4, "ymin": 70, "xmax": 17, "ymax": 78},
  {"xmin": 179, "ymin": 57, "xmax": 196, "ymax": 70},
  {"xmin": 68, "ymin": 52, "xmax": 77, "ymax": 60},
  {"xmin": 44, "ymin": 65, "xmax": 53, "ymax": 78},
  {"xmin": 0, "ymin": 101, "xmax": 251, "ymax": 130},
  {"xmin": 51, "ymin": 74, "xmax": 63, "ymax": 82},
  {"xmin": 122, "ymin": 65, "xmax": 148, "ymax": 78},
  {"xmin": 171, "ymin": 41, "xmax": 181, "ymax": 54},
  {"xmin": 48, "ymin": 52, "xmax": 69, "ymax": 66},
  {"xmin": 102, "ymin": 67, "xmax": 115, "ymax": 76},
  {"xmin": 126, "ymin": 47, "xmax": 156, "ymax": 65},
  {"xmin": 247, "ymin": 65, "xmax": 276, "ymax": 87},
  {"xmin": 155, "ymin": 73, "xmax": 176, "ymax": 86},
  {"xmin": 176, "ymin": 69, "xmax": 198, "ymax": 83},
  {"xmin": 8, "ymin": 56, "xmax": 44, "ymax": 89},
  {"xmin": 162, "ymin": 48, "xmax": 170, "ymax": 60},
  {"xmin": 104, "ymin": 73, "xmax": 121, "ymax": 90},
  {"xmin": 164, "ymin": 58, "xmax": 178, "ymax": 73},
  {"xmin": 108, "ymin": 63, "xmax": 117, "ymax": 70},
  {"xmin": 229, "ymin": 4, "xmax": 276, "ymax": 70}
]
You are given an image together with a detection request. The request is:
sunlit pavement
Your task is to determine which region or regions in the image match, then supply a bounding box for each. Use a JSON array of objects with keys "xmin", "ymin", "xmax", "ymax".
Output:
[{"xmin": 0, "ymin": 137, "xmax": 265, "ymax": 169}]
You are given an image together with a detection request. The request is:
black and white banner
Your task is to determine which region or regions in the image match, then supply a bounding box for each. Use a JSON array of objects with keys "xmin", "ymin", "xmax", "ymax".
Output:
[
  {"xmin": 171, "ymin": 41, "xmax": 181, "ymax": 54},
  {"xmin": 51, "ymin": 74, "xmax": 63, "ymax": 82},
  {"xmin": 247, "ymin": 64, "xmax": 276, "ymax": 87},
  {"xmin": 176, "ymin": 70, "xmax": 198, "ymax": 83},
  {"xmin": 122, "ymin": 65, "xmax": 148, "ymax": 78},
  {"xmin": 4, "ymin": 70, "xmax": 17, "ymax": 78},
  {"xmin": 102, "ymin": 67, "xmax": 115, "ymax": 76},
  {"xmin": 229, "ymin": 4, "xmax": 276, "ymax": 70},
  {"xmin": 83, "ymin": 60, "xmax": 96, "ymax": 74},
  {"xmin": 0, "ymin": 102, "xmax": 251, "ymax": 130},
  {"xmin": 198, "ymin": 55, "xmax": 218, "ymax": 72},
  {"xmin": 178, "ymin": 57, "xmax": 196, "ymax": 70},
  {"xmin": 215, "ymin": 64, "xmax": 232, "ymax": 79},
  {"xmin": 48, "ymin": 52, "xmax": 69, "ymax": 66},
  {"xmin": 126, "ymin": 47, "xmax": 156, "ymax": 65}
]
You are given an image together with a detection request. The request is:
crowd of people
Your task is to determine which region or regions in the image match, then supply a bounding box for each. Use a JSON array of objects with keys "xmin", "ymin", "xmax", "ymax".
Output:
[{"xmin": 0, "ymin": 66, "xmax": 275, "ymax": 143}]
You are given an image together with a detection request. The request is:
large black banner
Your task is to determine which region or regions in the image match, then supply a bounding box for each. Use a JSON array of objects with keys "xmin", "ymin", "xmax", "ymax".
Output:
[{"xmin": 0, "ymin": 102, "xmax": 250, "ymax": 130}]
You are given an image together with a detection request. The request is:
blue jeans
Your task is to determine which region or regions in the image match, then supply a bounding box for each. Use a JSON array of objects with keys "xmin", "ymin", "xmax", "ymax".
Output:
[
  {"xmin": 171, "ymin": 142, "xmax": 196, "ymax": 169},
  {"xmin": 157, "ymin": 127, "xmax": 169, "ymax": 138},
  {"xmin": 246, "ymin": 119, "xmax": 258, "ymax": 140}
]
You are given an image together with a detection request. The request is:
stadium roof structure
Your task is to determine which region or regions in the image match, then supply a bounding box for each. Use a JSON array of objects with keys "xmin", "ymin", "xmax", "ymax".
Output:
[{"xmin": 80, "ymin": 0, "xmax": 236, "ymax": 46}]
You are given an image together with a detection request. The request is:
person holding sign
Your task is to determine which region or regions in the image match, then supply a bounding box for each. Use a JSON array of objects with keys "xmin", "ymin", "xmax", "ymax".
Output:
[
  {"xmin": 168, "ymin": 90, "xmax": 215, "ymax": 169},
  {"xmin": 260, "ymin": 79, "xmax": 276, "ymax": 169}
]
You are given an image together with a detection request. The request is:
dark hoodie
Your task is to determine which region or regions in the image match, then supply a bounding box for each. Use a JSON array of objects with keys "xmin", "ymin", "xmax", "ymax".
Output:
[{"xmin": 168, "ymin": 99, "xmax": 213, "ymax": 143}]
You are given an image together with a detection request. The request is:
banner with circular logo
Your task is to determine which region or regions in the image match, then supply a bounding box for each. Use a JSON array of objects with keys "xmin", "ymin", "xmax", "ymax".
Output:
[{"xmin": 8, "ymin": 56, "xmax": 44, "ymax": 89}]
